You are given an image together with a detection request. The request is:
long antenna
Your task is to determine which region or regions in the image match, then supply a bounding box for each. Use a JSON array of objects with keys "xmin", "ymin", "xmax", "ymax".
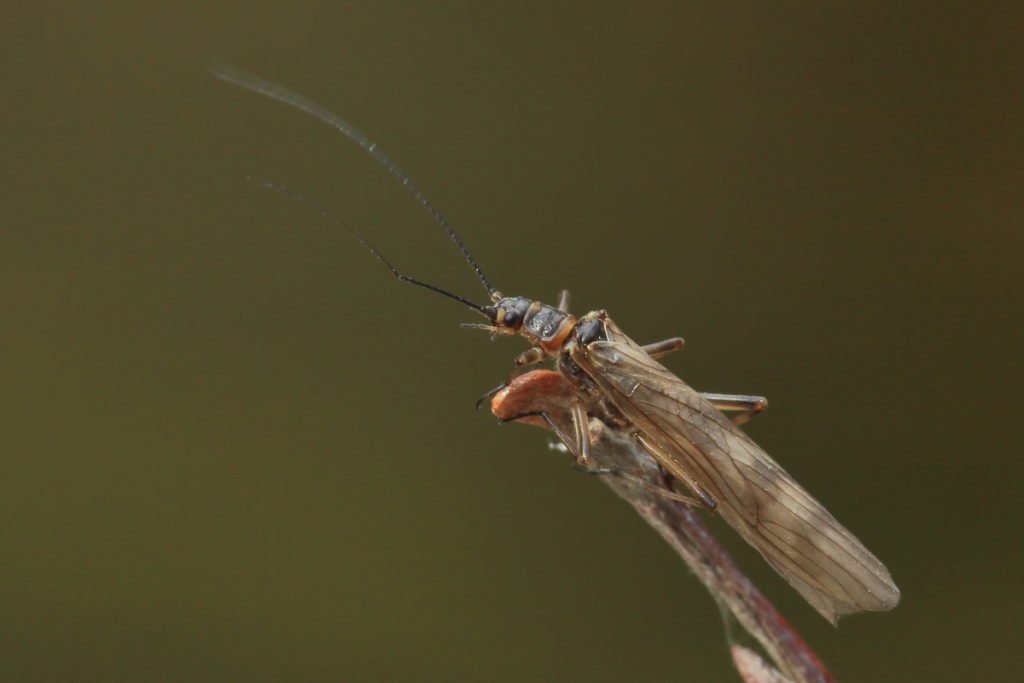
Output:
[
  {"xmin": 208, "ymin": 59, "xmax": 500, "ymax": 300},
  {"xmin": 248, "ymin": 178, "xmax": 489, "ymax": 316}
]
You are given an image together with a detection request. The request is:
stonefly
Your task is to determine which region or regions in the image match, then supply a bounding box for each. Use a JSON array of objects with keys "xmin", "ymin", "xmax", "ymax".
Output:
[{"xmin": 210, "ymin": 61, "xmax": 900, "ymax": 624}]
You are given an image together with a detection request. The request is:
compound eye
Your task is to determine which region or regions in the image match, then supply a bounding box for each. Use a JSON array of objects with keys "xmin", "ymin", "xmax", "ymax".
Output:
[{"xmin": 497, "ymin": 297, "xmax": 531, "ymax": 329}]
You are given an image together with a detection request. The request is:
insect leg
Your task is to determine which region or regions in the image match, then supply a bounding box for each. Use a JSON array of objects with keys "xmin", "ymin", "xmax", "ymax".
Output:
[
  {"xmin": 569, "ymin": 401, "xmax": 591, "ymax": 466},
  {"xmin": 495, "ymin": 409, "xmax": 546, "ymax": 425},
  {"xmin": 503, "ymin": 406, "xmax": 593, "ymax": 468},
  {"xmin": 507, "ymin": 398, "xmax": 591, "ymax": 468},
  {"xmin": 701, "ymin": 393, "xmax": 768, "ymax": 426},
  {"xmin": 640, "ymin": 337, "xmax": 685, "ymax": 359},
  {"xmin": 475, "ymin": 347, "xmax": 548, "ymax": 408},
  {"xmin": 460, "ymin": 322, "xmax": 498, "ymax": 333},
  {"xmin": 572, "ymin": 461, "xmax": 701, "ymax": 505},
  {"xmin": 556, "ymin": 289, "xmax": 571, "ymax": 313},
  {"xmin": 491, "ymin": 373, "xmax": 702, "ymax": 506},
  {"xmin": 475, "ymin": 381, "xmax": 512, "ymax": 409},
  {"xmin": 564, "ymin": 410, "xmax": 700, "ymax": 505},
  {"xmin": 514, "ymin": 346, "xmax": 546, "ymax": 368},
  {"xmin": 634, "ymin": 432, "xmax": 718, "ymax": 511}
]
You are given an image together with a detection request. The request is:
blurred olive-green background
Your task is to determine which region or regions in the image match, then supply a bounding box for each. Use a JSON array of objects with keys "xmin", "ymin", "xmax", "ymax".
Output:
[{"xmin": 3, "ymin": 3, "xmax": 1021, "ymax": 681}]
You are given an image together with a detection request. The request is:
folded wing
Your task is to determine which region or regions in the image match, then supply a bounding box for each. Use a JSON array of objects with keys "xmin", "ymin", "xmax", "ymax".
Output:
[{"xmin": 573, "ymin": 324, "xmax": 900, "ymax": 623}]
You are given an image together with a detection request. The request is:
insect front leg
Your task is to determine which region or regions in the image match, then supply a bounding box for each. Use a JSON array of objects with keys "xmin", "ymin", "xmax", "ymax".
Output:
[
  {"xmin": 475, "ymin": 346, "xmax": 548, "ymax": 408},
  {"xmin": 515, "ymin": 346, "xmax": 546, "ymax": 369},
  {"xmin": 701, "ymin": 393, "xmax": 768, "ymax": 426},
  {"xmin": 641, "ymin": 337, "xmax": 685, "ymax": 359}
]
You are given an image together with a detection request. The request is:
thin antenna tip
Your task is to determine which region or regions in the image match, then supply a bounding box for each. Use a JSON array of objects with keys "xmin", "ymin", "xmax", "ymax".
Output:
[{"xmin": 211, "ymin": 63, "xmax": 499, "ymax": 297}]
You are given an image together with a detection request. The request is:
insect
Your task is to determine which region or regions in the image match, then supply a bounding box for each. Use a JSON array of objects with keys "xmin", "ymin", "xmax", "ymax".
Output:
[
  {"xmin": 490, "ymin": 369, "xmax": 837, "ymax": 682},
  {"xmin": 209, "ymin": 61, "xmax": 900, "ymax": 624}
]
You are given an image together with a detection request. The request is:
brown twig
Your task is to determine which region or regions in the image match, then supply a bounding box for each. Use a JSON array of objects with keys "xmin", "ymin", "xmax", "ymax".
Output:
[
  {"xmin": 732, "ymin": 646, "xmax": 800, "ymax": 683},
  {"xmin": 492, "ymin": 370, "xmax": 834, "ymax": 683}
]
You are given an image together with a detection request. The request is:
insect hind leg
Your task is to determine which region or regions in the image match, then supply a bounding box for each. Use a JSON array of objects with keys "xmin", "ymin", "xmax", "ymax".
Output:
[
  {"xmin": 500, "ymin": 406, "xmax": 701, "ymax": 506},
  {"xmin": 641, "ymin": 337, "xmax": 685, "ymax": 359},
  {"xmin": 702, "ymin": 393, "xmax": 768, "ymax": 426}
]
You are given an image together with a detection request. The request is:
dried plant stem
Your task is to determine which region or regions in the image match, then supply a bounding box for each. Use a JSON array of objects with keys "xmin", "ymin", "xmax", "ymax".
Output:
[{"xmin": 584, "ymin": 423, "xmax": 833, "ymax": 683}]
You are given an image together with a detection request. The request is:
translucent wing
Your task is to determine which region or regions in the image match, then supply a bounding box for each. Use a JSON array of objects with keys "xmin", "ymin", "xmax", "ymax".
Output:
[{"xmin": 571, "ymin": 319, "xmax": 900, "ymax": 623}]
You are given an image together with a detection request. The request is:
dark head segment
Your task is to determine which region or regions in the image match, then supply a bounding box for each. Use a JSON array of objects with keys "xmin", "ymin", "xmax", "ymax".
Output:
[
  {"xmin": 485, "ymin": 296, "xmax": 578, "ymax": 352},
  {"xmin": 486, "ymin": 296, "xmax": 534, "ymax": 331}
]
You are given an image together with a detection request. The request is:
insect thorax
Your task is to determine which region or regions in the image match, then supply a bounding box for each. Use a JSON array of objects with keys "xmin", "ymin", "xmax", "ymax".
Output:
[{"xmin": 490, "ymin": 296, "xmax": 576, "ymax": 351}]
